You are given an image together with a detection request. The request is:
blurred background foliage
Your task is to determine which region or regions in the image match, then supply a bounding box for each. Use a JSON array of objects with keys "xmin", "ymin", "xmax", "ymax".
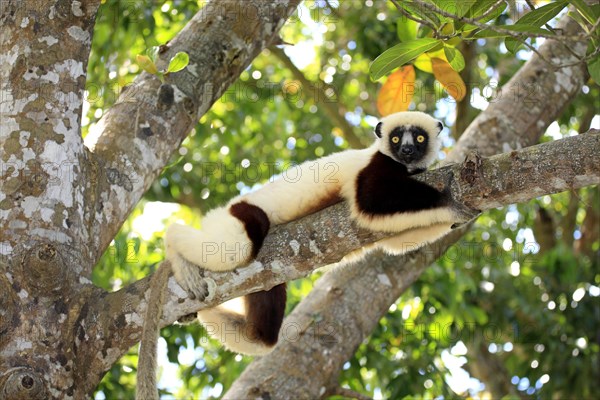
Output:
[{"xmin": 88, "ymin": 1, "xmax": 599, "ymax": 399}]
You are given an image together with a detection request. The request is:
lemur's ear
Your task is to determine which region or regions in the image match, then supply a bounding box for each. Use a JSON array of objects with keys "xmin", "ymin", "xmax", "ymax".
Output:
[
  {"xmin": 436, "ymin": 121, "xmax": 443, "ymax": 135},
  {"xmin": 374, "ymin": 122, "xmax": 383, "ymax": 138}
]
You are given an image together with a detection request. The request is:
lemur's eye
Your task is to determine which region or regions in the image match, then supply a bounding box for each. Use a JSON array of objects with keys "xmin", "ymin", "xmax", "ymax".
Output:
[
  {"xmin": 391, "ymin": 136, "xmax": 400, "ymax": 144},
  {"xmin": 416, "ymin": 135, "xmax": 425, "ymax": 143}
]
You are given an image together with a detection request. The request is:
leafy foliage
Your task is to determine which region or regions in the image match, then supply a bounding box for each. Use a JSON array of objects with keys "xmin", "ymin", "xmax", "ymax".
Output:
[{"xmin": 368, "ymin": 0, "xmax": 599, "ymax": 111}]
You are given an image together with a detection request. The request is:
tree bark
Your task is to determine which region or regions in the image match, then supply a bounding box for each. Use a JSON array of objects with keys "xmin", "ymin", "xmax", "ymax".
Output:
[
  {"xmin": 0, "ymin": 1, "xmax": 300, "ymax": 398},
  {"xmin": 1, "ymin": 0, "xmax": 100, "ymax": 264},
  {"xmin": 0, "ymin": 1, "xmax": 594, "ymax": 399},
  {"xmin": 224, "ymin": 12, "xmax": 591, "ymax": 398},
  {"xmin": 219, "ymin": 135, "xmax": 598, "ymax": 399},
  {"xmin": 114, "ymin": 132, "xmax": 600, "ymax": 323},
  {"xmin": 1, "ymin": 2, "xmax": 101, "ymax": 398}
]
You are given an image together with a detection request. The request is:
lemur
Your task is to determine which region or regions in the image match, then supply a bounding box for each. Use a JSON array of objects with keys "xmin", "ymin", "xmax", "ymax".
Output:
[{"xmin": 136, "ymin": 111, "xmax": 479, "ymax": 399}]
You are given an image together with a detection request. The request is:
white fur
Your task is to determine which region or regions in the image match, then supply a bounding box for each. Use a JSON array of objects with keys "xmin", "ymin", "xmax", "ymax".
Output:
[
  {"xmin": 166, "ymin": 111, "xmax": 453, "ymax": 355},
  {"xmin": 166, "ymin": 207, "xmax": 253, "ymax": 271},
  {"xmin": 401, "ymin": 134, "xmax": 414, "ymax": 146},
  {"xmin": 240, "ymin": 147, "xmax": 370, "ymax": 224},
  {"xmin": 196, "ymin": 297, "xmax": 277, "ymax": 355},
  {"xmin": 376, "ymin": 223, "xmax": 453, "ymax": 254},
  {"xmin": 351, "ymin": 207, "xmax": 455, "ymax": 232}
]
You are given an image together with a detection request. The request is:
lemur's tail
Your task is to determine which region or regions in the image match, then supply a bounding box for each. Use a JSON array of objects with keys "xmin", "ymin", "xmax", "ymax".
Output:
[{"xmin": 197, "ymin": 284, "xmax": 287, "ymax": 355}]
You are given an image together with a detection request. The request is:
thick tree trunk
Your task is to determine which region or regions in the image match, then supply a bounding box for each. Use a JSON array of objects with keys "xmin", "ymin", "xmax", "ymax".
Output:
[
  {"xmin": 1, "ymin": 2, "xmax": 101, "ymax": 398},
  {"xmin": 0, "ymin": 1, "xmax": 300, "ymax": 398}
]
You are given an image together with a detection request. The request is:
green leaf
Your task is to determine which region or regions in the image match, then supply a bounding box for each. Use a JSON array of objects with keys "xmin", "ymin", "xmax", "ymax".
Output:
[
  {"xmin": 396, "ymin": 16, "xmax": 418, "ymax": 42},
  {"xmin": 370, "ymin": 38, "xmax": 442, "ymax": 80},
  {"xmin": 166, "ymin": 52, "xmax": 190, "ymax": 74},
  {"xmin": 505, "ymin": 1, "xmax": 567, "ymax": 53},
  {"xmin": 136, "ymin": 54, "xmax": 158, "ymax": 75},
  {"xmin": 587, "ymin": 54, "xmax": 600, "ymax": 85},
  {"xmin": 146, "ymin": 46, "xmax": 160, "ymax": 63},
  {"xmin": 571, "ymin": 0, "xmax": 598, "ymax": 25},
  {"xmin": 443, "ymin": 45, "xmax": 465, "ymax": 72},
  {"xmin": 472, "ymin": 24, "xmax": 552, "ymax": 39},
  {"xmin": 515, "ymin": 1, "xmax": 567, "ymax": 27}
]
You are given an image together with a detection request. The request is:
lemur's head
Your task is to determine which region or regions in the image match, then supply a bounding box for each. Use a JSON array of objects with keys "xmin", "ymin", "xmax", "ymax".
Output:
[{"xmin": 374, "ymin": 111, "xmax": 443, "ymax": 172}]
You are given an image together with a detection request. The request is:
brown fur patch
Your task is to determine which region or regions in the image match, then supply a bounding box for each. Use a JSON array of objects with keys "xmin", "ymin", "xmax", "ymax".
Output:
[
  {"xmin": 312, "ymin": 190, "xmax": 344, "ymax": 213},
  {"xmin": 245, "ymin": 284, "xmax": 287, "ymax": 346},
  {"xmin": 229, "ymin": 201, "xmax": 270, "ymax": 257}
]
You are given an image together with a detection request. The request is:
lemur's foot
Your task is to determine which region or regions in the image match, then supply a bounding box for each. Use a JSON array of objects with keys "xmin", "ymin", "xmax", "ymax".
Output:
[{"xmin": 171, "ymin": 254, "xmax": 209, "ymax": 301}]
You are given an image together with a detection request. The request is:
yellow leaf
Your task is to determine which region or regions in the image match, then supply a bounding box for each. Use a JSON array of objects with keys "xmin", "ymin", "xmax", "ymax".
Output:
[
  {"xmin": 428, "ymin": 48, "xmax": 448, "ymax": 61},
  {"xmin": 376, "ymin": 66, "xmax": 416, "ymax": 117},
  {"xmin": 413, "ymin": 49, "xmax": 447, "ymax": 73},
  {"xmin": 431, "ymin": 57, "xmax": 466, "ymax": 101},
  {"xmin": 414, "ymin": 54, "xmax": 433, "ymax": 73}
]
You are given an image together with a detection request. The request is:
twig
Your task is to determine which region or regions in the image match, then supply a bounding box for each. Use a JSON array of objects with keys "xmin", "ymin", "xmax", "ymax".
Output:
[
  {"xmin": 524, "ymin": 0, "xmax": 536, "ymax": 12},
  {"xmin": 473, "ymin": 0, "xmax": 507, "ymax": 22},
  {"xmin": 390, "ymin": 0, "xmax": 437, "ymax": 33},
  {"xmin": 412, "ymin": 0, "xmax": 583, "ymax": 41},
  {"xmin": 588, "ymin": 17, "xmax": 600, "ymax": 36}
]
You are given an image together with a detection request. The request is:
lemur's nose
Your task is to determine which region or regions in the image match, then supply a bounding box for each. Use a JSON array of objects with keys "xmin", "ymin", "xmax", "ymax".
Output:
[{"xmin": 401, "ymin": 146, "xmax": 415, "ymax": 155}]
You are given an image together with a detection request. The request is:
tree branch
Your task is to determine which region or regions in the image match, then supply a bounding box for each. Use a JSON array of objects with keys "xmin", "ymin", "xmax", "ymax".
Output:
[
  {"xmin": 83, "ymin": 0, "xmax": 301, "ymax": 264},
  {"xmin": 92, "ymin": 5, "xmax": 592, "ymax": 395},
  {"xmin": 97, "ymin": 131, "xmax": 599, "ymax": 378}
]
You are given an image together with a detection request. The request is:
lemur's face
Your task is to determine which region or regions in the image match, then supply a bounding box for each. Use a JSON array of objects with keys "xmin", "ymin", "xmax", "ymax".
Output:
[
  {"xmin": 374, "ymin": 111, "xmax": 444, "ymax": 172},
  {"xmin": 387, "ymin": 126, "xmax": 430, "ymax": 166}
]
